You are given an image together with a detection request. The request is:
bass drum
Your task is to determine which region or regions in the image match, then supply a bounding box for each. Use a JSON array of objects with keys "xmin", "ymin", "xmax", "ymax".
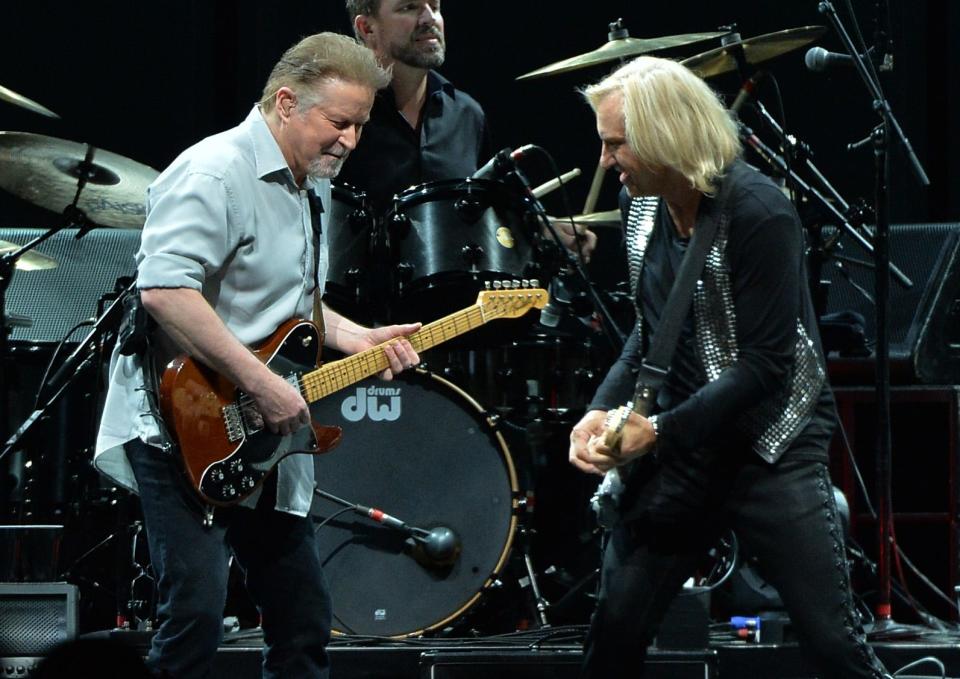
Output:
[{"xmin": 310, "ymin": 370, "xmax": 519, "ymax": 637}]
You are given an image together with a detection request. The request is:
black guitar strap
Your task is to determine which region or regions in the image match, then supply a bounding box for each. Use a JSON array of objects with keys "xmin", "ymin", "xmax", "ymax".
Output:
[{"xmin": 632, "ymin": 174, "xmax": 735, "ymax": 415}]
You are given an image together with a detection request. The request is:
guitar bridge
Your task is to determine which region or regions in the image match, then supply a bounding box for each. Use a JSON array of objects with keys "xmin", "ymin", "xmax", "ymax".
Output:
[{"xmin": 222, "ymin": 403, "xmax": 244, "ymax": 443}]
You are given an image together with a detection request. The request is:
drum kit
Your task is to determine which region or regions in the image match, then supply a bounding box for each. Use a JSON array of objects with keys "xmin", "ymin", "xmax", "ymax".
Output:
[{"xmin": 0, "ymin": 19, "xmax": 830, "ymax": 636}]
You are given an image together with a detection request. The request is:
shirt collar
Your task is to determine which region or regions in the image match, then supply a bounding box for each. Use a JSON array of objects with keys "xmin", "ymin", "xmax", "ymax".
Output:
[
  {"xmin": 246, "ymin": 105, "xmax": 324, "ymax": 193},
  {"xmin": 246, "ymin": 105, "xmax": 296, "ymax": 182}
]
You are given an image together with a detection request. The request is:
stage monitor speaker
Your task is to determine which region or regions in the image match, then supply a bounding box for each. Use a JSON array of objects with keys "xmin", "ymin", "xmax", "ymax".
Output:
[
  {"xmin": 420, "ymin": 649, "xmax": 716, "ymax": 679},
  {"xmin": 0, "ymin": 227, "xmax": 140, "ymax": 344},
  {"xmin": 822, "ymin": 222, "xmax": 960, "ymax": 383},
  {"xmin": 0, "ymin": 582, "xmax": 78, "ymax": 657}
]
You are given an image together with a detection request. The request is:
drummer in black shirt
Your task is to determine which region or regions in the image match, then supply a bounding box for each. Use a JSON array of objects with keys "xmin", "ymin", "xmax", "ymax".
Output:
[{"xmin": 341, "ymin": 0, "xmax": 491, "ymax": 211}]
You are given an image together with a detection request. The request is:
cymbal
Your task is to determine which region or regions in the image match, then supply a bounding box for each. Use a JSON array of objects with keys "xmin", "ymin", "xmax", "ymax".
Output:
[
  {"xmin": 0, "ymin": 132, "xmax": 158, "ymax": 229},
  {"xmin": 0, "ymin": 84, "xmax": 60, "ymax": 119},
  {"xmin": 0, "ymin": 240, "xmax": 57, "ymax": 270},
  {"xmin": 517, "ymin": 31, "xmax": 725, "ymax": 80},
  {"xmin": 681, "ymin": 26, "xmax": 826, "ymax": 79},
  {"xmin": 561, "ymin": 209, "xmax": 622, "ymax": 227}
]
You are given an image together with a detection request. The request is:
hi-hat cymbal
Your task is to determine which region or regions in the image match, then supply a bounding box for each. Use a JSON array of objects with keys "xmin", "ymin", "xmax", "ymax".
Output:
[
  {"xmin": 557, "ymin": 209, "xmax": 622, "ymax": 227},
  {"xmin": 517, "ymin": 31, "xmax": 725, "ymax": 80},
  {"xmin": 0, "ymin": 132, "xmax": 158, "ymax": 229},
  {"xmin": 0, "ymin": 240, "xmax": 57, "ymax": 270},
  {"xmin": 0, "ymin": 84, "xmax": 60, "ymax": 119},
  {"xmin": 681, "ymin": 26, "xmax": 826, "ymax": 79}
]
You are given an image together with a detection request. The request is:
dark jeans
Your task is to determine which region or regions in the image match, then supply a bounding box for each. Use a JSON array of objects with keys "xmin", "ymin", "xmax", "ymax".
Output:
[
  {"xmin": 581, "ymin": 448, "xmax": 887, "ymax": 679},
  {"xmin": 126, "ymin": 440, "xmax": 331, "ymax": 679}
]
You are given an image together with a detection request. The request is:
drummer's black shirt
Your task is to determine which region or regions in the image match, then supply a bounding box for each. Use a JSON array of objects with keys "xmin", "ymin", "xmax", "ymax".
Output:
[{"xmin": 337, "ymin": 70, "xmax": 492, "ymax": 211}]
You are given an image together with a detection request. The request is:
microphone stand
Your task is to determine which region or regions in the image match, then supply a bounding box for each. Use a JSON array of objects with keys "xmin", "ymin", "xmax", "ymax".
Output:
[
  {"xmin": 817, "ymin": 0, "xmax": 929, "ymax": 632},
  {"xmin": 504, "ymin": 156, "xmax": 626, "ymax": 353},
  {"xmin": 749, "ymin": 100, "xmax": 913, "ymax": 290},
  {"xmin": 1, "ymin": 281, "xmax": 133, "ymax": 464}
]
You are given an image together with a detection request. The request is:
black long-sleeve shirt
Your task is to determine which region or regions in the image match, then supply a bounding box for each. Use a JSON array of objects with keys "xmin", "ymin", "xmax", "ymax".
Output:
[
  {"xmin": 590, "ymin": 161, "xmax": 833, "ymax": 461},
  {"xmin": 337, "ymin": 70, "xmax": 492, "ymax": 211}
]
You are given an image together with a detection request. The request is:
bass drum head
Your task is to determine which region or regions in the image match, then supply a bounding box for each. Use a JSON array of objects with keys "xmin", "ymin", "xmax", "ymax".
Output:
[{"xmin": 310, "ymin": 370, "xmax": 518, "ymax": 637}]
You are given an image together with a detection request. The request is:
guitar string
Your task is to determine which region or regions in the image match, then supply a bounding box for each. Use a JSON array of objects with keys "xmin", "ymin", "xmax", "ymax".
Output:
[{"xmin": 227, "ymin": 295, "xmax": 539, "ymax": 419}]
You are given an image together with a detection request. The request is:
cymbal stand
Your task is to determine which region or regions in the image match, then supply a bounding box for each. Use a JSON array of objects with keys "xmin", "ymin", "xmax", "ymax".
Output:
[
  {"xmin": 817, "ymin": 0, "xmax": 929, "ymax": 629},
  {"xmin": 0, "ymin": 144, "xmax": 101, "ymax": 464}
]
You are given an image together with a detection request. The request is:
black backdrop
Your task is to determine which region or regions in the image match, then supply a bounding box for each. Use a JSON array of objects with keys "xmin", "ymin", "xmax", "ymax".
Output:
[{"xmin": 0, "ymin": 1, "xmax": 957, "ymax": 230}]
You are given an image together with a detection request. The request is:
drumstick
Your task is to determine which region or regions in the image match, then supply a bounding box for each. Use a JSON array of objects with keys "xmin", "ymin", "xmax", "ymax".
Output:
[
  {"xmin": 581, "ymin": 158, "xmax": 605, "ymax": 215},
  {"xmin": 530, "ymin": 168, "xmax": 581, "ymax": 199}
]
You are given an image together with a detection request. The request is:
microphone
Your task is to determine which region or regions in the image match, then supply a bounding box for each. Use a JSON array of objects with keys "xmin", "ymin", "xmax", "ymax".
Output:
[
  {"xmin": 804, "ymin": 46, "xmax": 870, "ymax": 72},
  {"xmin": 472, "ymin": 145, "xmax": 535, "ymax": 181},
  {"xmin": 410, "ymin": 525, "xmax": 461, "ymax": 567},
  {"xmin": 729, "ymin": 72, "xmax": 765, "ymax": 114},
  {"xmin": 353, "ymin": 502, "xmax": 460, "ymax": 567}
]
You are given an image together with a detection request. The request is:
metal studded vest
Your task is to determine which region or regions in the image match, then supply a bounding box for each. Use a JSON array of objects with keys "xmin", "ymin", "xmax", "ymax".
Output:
[{"xmin": 624, "ymin": 193, "xmax": 825, "ymax": 464}]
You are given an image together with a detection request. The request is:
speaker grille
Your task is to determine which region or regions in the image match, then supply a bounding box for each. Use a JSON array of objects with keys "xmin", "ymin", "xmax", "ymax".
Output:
[
  {"xmin": 823, "ymin": 222, "xmax": 960, "ymax": 360},
  {"xmin": 0, "ymin": 584, "xmax": 78, "ymax": 655},
  {"xmin": 0, "ymin": 227, "xmax": 140, "ymax": 344}
]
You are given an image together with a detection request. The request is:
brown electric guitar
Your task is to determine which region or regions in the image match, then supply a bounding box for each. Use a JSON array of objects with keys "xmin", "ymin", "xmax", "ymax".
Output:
[{"xmin": 158, "ymin": 284, "xmax": 547, "ymax": 506}]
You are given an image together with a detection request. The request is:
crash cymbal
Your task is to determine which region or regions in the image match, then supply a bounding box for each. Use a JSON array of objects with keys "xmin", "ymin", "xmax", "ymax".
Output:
[
  {"xmin": 681, "ymin": 26, "xmax": 826, "ymax": 79},
  {"xmin": 0, "ymin": 84, "xmax": 60, "ymax": 119},
  {"xmin": 517, "ymin": 31, "xmax": 725, "ymax": 80},
  {"xmin": 0, "ymin": 132, "xmax": 158, "ymax": 228},
  {"xmin": 0, "ymin": 240, "xmax": 57, "ymax": 270}
]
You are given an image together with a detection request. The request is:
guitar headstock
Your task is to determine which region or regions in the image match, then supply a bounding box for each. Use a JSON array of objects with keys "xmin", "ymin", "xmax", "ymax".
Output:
[{"xmin": 477, "ymin": 280, "xmax": 548, "ymax": 320}]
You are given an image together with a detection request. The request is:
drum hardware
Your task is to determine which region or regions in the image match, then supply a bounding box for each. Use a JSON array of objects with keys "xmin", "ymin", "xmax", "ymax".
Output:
[
  {"xmin": 0, "ymin": 84, "xmax": 59, "ymax": 119},
  {"xmin": 460, "ymin": 243, "xmax": 484, "ymax": 270},
  {"xmin": 516, "ymin": 19, "xmax": 724, "ymax": 80},
  {"xmin": 680, "ymin": 26, "xmax": 827, "ymax": 79}
]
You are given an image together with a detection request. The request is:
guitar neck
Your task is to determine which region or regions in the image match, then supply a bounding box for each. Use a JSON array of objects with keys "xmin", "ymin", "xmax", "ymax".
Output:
[{"xmin": 300, "ymin": 305, "xmax": 487, "ymax": 403}]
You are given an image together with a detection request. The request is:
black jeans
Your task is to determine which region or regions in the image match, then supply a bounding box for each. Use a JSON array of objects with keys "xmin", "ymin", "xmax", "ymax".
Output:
[
  {"xmin": 581, "ymin": 448, "xmax": 887, "ymax": 679},
  {"xmin": 126, "ymin": 440, "xmax": 332, "ymax": 679}
]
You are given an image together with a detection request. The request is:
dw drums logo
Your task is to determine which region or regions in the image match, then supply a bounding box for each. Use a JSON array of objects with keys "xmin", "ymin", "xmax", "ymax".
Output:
[{"xmin": 341, "ymin": 385, "xmax": 402, "ymax": 422}]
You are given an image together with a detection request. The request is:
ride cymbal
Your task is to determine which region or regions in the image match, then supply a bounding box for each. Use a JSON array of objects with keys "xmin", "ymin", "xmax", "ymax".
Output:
[
  {"xmin": 681, "ymin": 26, "xmax": 826, "ymax": 79},
  {"xmin": 0, "ymin": 132, "xmax": 158, "ymax": 228},
  {"xmin": 517, "ymin": 30, "xmax": 725, "ymax": 80},
  {"xmin": 0, "ymin": 84, "xmax": 60, "ymax": 119},
  {"xmin": 0, "ymin": 239, "xmax": 57, "ymax": 270}
]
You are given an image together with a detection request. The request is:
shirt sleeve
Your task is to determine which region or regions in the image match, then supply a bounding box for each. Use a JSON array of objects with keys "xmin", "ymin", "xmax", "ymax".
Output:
[
  {"xmin": 658, "ymin": 184, "xmax": 802, "ymax": 452},
  {"xmin": 137, "ymin": 168, "xmax": 238, "ymax": 290}
]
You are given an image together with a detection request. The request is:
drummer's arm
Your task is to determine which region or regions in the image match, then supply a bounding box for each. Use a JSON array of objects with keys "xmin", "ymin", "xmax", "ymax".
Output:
[{"xmin": 547, "ymin": 218, "xmax": 598, "ymax": 263}]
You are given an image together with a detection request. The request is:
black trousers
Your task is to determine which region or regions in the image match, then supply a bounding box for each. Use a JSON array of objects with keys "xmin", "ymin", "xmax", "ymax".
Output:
[
  {"xmin": 126, "ymin": 440, "xmax": 332, "ymax": 679},
  {"xmin": 581, "ymin": 447, "xmax": 887, "ymax": 679}
]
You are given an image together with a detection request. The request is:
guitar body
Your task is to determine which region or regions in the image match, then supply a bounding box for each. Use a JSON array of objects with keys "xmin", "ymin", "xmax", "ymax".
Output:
[{"xmin": 159, "ymin": 318, "xmax": 342, "ymax": 506}]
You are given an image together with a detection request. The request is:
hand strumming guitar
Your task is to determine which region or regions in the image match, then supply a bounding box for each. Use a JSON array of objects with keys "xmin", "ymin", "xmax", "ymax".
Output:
[{"xmin": 569, "ymin": 408, "xmax": 658, "ymax": 475}]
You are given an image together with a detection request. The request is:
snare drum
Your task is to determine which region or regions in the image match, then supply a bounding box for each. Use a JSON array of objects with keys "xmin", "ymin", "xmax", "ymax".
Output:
[{"xmin": 386, "ymin": 178, "xmax": 540, "ymax": 322}]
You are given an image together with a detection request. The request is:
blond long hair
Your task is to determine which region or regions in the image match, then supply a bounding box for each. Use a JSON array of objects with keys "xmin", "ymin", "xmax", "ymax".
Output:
[{"xmin": 583, "ymin": 56, "xmax": 741, "ymax": 195}]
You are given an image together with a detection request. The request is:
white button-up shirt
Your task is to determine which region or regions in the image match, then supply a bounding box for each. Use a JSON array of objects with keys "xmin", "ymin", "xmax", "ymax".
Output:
[{"xmin": 95, "ymin": 106, "xmax": 330, "ymax": 516}]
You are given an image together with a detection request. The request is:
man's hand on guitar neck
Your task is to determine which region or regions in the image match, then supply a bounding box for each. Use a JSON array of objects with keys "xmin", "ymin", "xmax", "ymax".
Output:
[
  {"xmin": 569, "ymin": 408, "xmax": 658, "ymax": 475},
  {"xmin": 321, "ymin": 306, "xmax": 421, "ymax": 380}
]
